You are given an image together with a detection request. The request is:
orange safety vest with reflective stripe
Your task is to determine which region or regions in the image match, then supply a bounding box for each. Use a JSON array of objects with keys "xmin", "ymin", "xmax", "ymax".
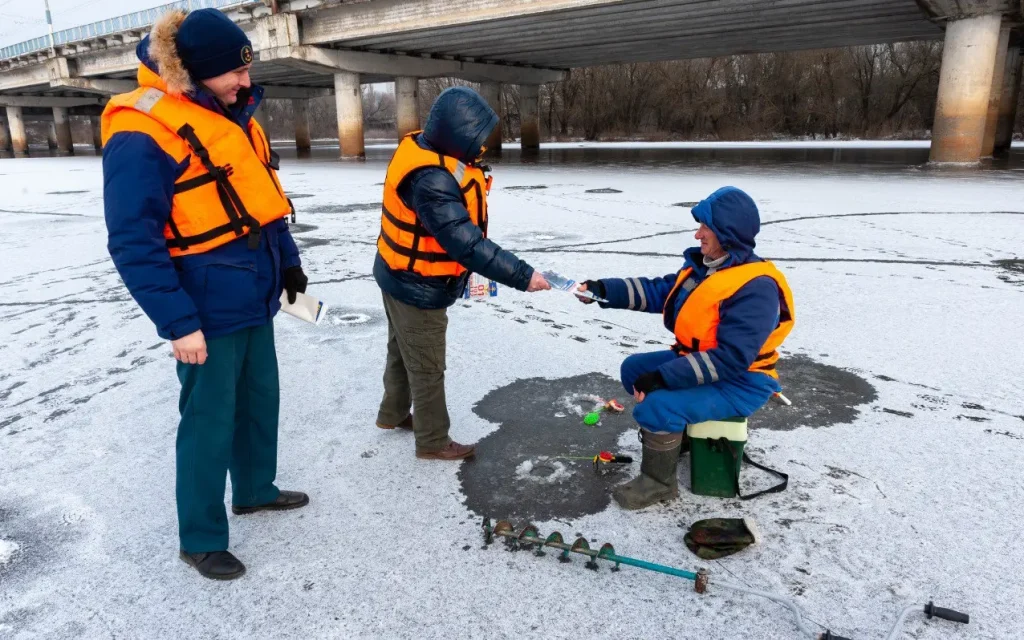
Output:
[
  {"xmin": 101, "ymin": 67, "xmax": 292, "ymax": 257},
  {"xmin": 377, "ymin": 133, "xmax": 492, "ymax": 278},
  {"xmin": 664, "ymin": 261, "xmax": 795, "ymax": 380}
]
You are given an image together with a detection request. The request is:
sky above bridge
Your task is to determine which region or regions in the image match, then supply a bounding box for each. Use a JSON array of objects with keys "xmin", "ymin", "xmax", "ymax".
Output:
[{"xmin": 0, "ymin": 0, "xmax": 161, "ymax": 48}]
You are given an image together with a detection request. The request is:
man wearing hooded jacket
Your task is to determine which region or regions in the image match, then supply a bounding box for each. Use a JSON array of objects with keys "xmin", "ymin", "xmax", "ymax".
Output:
[
  {"xmin": 374, "ymin": 87, "xmax": 550, "ymax": 460},
  {"xmin": 577, "ymin": 187, "xmax": 795, "ymax": 510},
  {"xmin": 102, "ymin": 9, "xmax": 308, "ymax": 580}
]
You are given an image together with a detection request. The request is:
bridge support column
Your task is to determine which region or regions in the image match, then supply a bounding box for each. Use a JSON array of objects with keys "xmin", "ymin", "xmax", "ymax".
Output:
[
  {"xmin": 0, "ymin": 115, "xmax": 11, "ymax": 158},
  {"xmin": 293, "ymin": 99, "xmax": 311, "ymax": 154},
  {"xmin": 930, "ymin": 13, "xmax": 1003, "ymax": 163},
  {"xmin": 334, "ymin": 71, "xmax": 364, "ymax": 160},
  {"xmin": 47, "ymin": 121, "xmax": 58, "ymax": 151},
  {"xmin": 91, "ymin": 115, "xmax": 103, "ymax": 153},
  {"xmin": 479, "ymin": 81, "xmax": 502, "ymax": 154},
  {"xmin": 519, "ymin": 84, "xmax": 540, "ymax": 150},
  {"xmin": 982, "ymin": 25, "xmax": 1012, "ymax": 157},
  {"xmin": 395, "ymin": 76, "xmax": 420, "ymax": 139},
  {"xmin": 6, "ymin": 107, "xmax": 27, "ymax": 157},
  {"xmin": 53, "ymin": 107, "xmax": 73, "ymax": 156},
  {"xmin": 994, "ymin": 35, "xmax": 1023, "ymax": 157}
]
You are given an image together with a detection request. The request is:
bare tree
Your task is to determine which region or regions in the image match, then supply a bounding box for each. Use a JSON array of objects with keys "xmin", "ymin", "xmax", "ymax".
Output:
[{"xmin": 256, "ymin": 42, "xmax": 991, "ymax": 146}]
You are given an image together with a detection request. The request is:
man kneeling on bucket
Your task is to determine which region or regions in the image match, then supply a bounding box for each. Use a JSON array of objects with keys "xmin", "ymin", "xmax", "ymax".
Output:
[{"xmin": 578, "ymin": 187, "xmax": 795, "ymax": 510}]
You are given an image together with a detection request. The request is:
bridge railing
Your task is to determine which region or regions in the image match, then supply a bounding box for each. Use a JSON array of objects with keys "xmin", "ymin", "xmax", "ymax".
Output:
[{"xmin": 0, "ymin": 0, "xmax": 263, "ymax": 61}]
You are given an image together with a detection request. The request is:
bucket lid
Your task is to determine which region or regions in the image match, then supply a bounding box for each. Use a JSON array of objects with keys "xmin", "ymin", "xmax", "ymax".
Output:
[{"xmin": 687, "ymin": 418, "xmax": 748, "ymax": 441}]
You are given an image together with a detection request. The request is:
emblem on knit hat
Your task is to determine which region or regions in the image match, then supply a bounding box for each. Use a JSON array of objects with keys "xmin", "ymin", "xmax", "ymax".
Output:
[{"xmin": 241, "ymin": 44, "xmax": 253, "ymax": 64}]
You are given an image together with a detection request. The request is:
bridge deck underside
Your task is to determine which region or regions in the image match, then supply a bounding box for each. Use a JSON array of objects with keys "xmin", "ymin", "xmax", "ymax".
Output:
[{"xmin": 323, "ymin": 0, "xmax": 943, "ymax": 67}]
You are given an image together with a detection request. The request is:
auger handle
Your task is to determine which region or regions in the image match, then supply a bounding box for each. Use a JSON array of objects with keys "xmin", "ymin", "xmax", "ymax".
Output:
[
  {"xmin": 820, "ymin": 632, "xmax": 852, "ymax": 640},
  {"xmin": 925, "ymin": 601, "xmax": 969, "ymax": 624}
]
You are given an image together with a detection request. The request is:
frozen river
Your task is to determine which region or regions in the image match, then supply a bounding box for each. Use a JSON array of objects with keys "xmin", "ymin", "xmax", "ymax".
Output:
[{"xmin": 1, "ymin": 143, "xmax": 1022, "ymax": 639}]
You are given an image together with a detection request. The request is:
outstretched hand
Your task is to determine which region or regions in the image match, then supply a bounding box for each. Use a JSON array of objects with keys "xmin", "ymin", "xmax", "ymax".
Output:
[
  {"xmin": 575, "ymin": 279, "xmax": 605, "ymax": 304},
  {"xmin": 575, "ymin": 282, "xmax": 596, "ymax": 304},
  {"xmin": 527, "ymin": 271, "xmax": 551, "ymax": 292}
]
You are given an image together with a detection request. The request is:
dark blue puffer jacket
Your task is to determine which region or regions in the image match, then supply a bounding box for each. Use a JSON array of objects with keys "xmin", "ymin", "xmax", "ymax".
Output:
[
  {"xmin": 373, "ymin": 87, "xmax": 535, "ymax": 309},
  {"xmin": 597, "ymin": 187, "xmax": 783, "ymax": 390},
  {"xmin": 103, "ymin": 36, "xmax": 301, "ymax": 341}
]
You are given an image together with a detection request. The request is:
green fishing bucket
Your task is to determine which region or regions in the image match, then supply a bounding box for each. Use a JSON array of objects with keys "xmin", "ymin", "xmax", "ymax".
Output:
[{"xmin": 687, "ymin": 417, "xmax": 748, "ymax": 498}]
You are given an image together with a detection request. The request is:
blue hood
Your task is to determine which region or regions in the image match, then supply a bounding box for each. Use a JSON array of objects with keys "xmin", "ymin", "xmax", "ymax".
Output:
[
  {"xmin": 421, "ymin": 87, "xmax": 498, "ymax": 163},
  {"xmin": 689, "ymin": 186, "xmax": 760, "ymax": 266}
]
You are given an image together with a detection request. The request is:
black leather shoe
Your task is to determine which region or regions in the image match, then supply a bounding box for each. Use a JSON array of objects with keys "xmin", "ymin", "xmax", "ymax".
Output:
[
  {"xmin": 179, "ymin": 550, "xmax": 246, "ymax": 581},
  {"xmin": 231, "ymin": 490, "xmax": 309, "ymax": 515}
]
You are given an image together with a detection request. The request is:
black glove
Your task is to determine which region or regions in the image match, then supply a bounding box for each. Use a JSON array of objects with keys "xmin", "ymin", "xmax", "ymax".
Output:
[
  {"xmin": 283, "ymin": 266, "xmax": 308, "ymax": 305},
  {"xmin": 578, "ymin": 279, "xmax": 606, "ymax": 304},
  {"xmin": 633, "ymin": 370, "xmax": 666, "ymax": 395}
]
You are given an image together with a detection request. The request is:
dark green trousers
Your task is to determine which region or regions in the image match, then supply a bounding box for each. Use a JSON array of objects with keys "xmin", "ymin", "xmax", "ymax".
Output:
[
  {"xmin": 176, "ymin": 322, "xmax": 281, "ymax": 553},
  {"xmin": 377, "ymin": 292, "xmax": 451, "ymax": 453}
]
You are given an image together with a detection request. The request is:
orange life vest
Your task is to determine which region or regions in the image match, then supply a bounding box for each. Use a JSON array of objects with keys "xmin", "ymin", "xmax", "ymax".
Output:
[
  {"xmin": 664, "ymin": 261, "xmax": 795, "ymax": 380},
  {"xmin": 377, "ymin": 133, "xmax": 492, "ymax": 278},
  {"xmin": 101, "ymin": 65, "xmax": 292, "ymax": 257}
]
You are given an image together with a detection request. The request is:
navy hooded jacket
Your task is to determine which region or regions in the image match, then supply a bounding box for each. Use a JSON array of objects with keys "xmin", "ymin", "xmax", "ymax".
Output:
[
  {"xmin": 597, "ymin": 187, "xmax": 782, "ymax": 390},
  {"xmin": 102, "ymin": 37, "xmax": 301, "ymax": 341},
  {"xmin": 373, "ymin": 87, "xmax": 535, "ymax": 309}
]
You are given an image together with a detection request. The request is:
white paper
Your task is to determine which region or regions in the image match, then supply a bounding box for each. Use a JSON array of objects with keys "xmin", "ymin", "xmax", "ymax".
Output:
[{"xmin": 279, "ymin": 291, "xmax": 328, "ymax": 325}]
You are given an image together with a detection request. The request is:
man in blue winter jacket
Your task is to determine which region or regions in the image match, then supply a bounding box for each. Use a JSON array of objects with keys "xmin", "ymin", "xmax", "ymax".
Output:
[
  {"xmin": 373, "ymin": 87, "xmax": 550, "ymax": 460},
  {"xmin": 102, "ymin": 9, "xmax": 309, "ymax": 579},
  {"xmin": 577, "ymin": 187, "xmax": 795, "ymax": 509}
]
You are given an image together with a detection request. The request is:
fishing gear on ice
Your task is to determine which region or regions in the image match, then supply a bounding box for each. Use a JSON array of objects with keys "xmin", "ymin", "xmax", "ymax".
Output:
[{"xmin": 481, "ymin": 518, "xmax": 969, "ymax": 640}]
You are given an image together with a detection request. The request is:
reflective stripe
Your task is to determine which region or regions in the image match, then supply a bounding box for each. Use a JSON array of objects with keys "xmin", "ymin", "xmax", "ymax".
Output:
[
  {"xmin": 682, "ymin": 277, "xmax": 697, "ymax": 292},
  {"xmin": 625, "ymin": 278, "xmax": 636, "ymax": 309},
  {"xmin": 699, "ymin": 351, "xmax": 720, "ymax": 383},
  {"xmin": 133, "ymin": 88, "xmax": 164, "ymax": 114},
  {"xmin": 454, "ymin": 161, "xmax": 466, "ymax": 183},
  {"xmin": 685, "ymin": 353, "xmax": 705, "ymax": 385},
  {"xmin": 629, "ymin": 278, "xmax": 648, "ymax": 311}
]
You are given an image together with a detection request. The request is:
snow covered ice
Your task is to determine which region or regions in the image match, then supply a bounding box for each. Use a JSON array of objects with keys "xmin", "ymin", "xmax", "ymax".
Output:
[
  {"xmin": 0, "ymin": 539, "xmax": 18, "ymax": 567},
  {"xmin": 1, "ymin": 144, "xmax": 1023, "ymax": 639}
]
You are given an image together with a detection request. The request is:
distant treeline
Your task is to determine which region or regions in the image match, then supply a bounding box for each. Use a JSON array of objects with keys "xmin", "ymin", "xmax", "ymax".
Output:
[{"xmin": 251, "ymin": 42, "xmax": 1021, "ymax": 142}]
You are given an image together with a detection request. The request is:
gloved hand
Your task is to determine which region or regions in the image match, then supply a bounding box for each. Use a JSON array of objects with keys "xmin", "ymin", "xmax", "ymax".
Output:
[
  {"xmin": 633, "ymin": 370, "xmax": 666, "ymax": 395},
  {"xmin": 283, "ymin": 266, "xmax": 308, "ymax": 305},
  {"xmin": 576, "ymin": 279, "xmax": 606, "ymax": 304}
]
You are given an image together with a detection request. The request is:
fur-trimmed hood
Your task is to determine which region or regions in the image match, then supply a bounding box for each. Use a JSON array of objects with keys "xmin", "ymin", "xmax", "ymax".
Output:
[{"xmin": 136, "ymin": 10, "xmax": 193, "ymax": 95}]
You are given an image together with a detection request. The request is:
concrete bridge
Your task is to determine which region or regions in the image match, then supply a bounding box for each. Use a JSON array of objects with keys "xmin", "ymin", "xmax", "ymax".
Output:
[{"xmin": 0, "ymin": 0, "xmax": 1022, "ymax": 163}]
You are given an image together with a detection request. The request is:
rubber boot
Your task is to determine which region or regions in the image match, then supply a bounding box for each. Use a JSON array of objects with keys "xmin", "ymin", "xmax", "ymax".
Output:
[{"xmin": 613, "ymin": 429, "xmax": 683, "ymax": 510}]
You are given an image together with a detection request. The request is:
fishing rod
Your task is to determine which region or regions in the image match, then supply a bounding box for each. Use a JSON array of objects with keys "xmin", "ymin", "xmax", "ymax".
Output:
[{"xmin": 481, "ymin": 518, "xmax": 969, "ymax": 639}]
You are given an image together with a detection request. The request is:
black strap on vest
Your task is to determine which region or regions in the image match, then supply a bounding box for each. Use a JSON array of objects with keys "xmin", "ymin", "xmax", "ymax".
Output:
[
  {"xmin": 663, "ymin": 277, "xmax": 690, "ymax": 333},
  {"xmin": 173, "ymin": 124, "xmax": 261, "ymax": 251},
  {"xmin": 672, "ymin": 338, "xmax": 701, "ymax": 355},
  {"xmin": 403, "ymin": 153, "xmax": 448, "ymax": 272},
  {"xmin": 713, "ymin": 437, "xmax": 788, "ymax": 500},
  {"xmin": 379, "ymin": 226, "xmax": 451, "ymax": 263},
  {"xmin": 173, "ymin": 171, "xmax": 220, "ymax": 194},
  {"xmin": 252, "ymin": 127, "xmax": 284, "ymax": 197},
  {"xmin": 380, "ymin": 207, "xmax": 452, "ymax": 264},
  {"xmin": 382, "ymin": 206, "xmax": 422, "ymax": 236},
  {"xmin": 461, "ymin": 179, "xmax": 487, "ymax": 237}
]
